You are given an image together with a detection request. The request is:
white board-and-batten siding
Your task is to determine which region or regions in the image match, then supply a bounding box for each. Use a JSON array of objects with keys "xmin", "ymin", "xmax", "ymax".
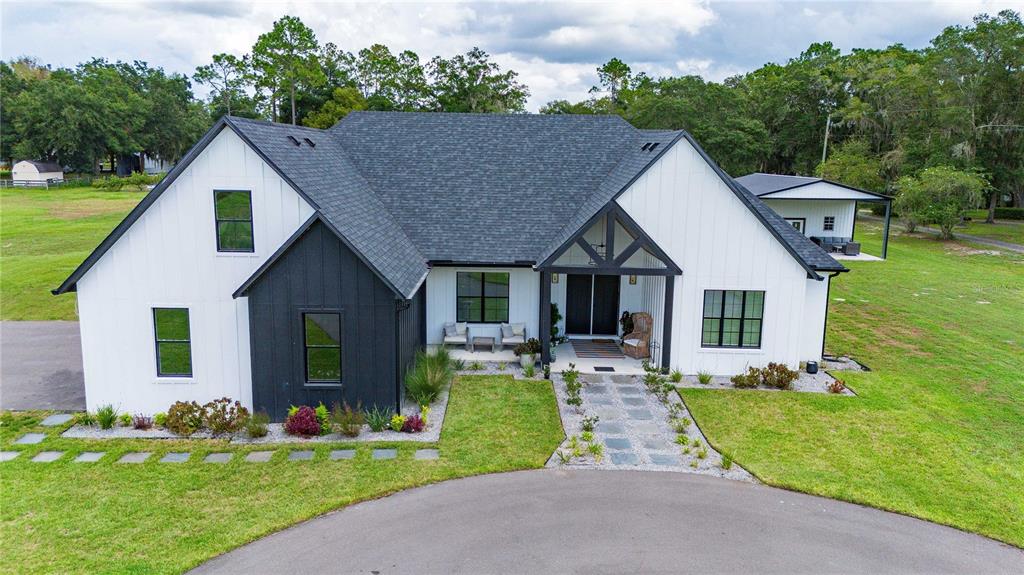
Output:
[
  {"xmin": 617, "ymin": 139, "xmax": 829, "ymax": 375},
  {"xmin": 763, "ymin": 198, "xmax": 857, "ymax": 239},
  {"xmin": 424, "ymin": 267, "xmax": 539, "ymax": 344},
  {"xmin": 75, "ymin": 128, "xmax": 315, "ymax": 413}
]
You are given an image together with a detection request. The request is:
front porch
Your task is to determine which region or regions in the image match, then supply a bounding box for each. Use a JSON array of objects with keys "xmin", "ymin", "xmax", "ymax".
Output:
[{"xmin": 443, "ymin": 339, "xmax": 649, "ymax": 375}]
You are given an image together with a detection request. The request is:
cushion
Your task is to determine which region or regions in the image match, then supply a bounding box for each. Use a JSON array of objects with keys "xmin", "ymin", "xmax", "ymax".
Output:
[
  {"xmin": 623, "ymin": 338, "xmax": 641, "ymax": 347},
  {"xmin": 443, "ymin": 323, "xmax": 457, "ymax": 337},
  {"xmin": 455, "ymin": 322, "xmax": 468, "ymax": 335},
  {"xmin": 501, "ymin": 324, "xmax": 514, "ymax": 338},
  {"xmin": 510, "ymin": 323, "xmax": 526, "ymax": 336}
]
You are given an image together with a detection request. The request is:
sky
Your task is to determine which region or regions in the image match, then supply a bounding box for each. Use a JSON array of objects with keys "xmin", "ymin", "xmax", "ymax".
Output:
[{"xmin": 2, "ymin": 0, "xmax": 1022, "ymax": 111}]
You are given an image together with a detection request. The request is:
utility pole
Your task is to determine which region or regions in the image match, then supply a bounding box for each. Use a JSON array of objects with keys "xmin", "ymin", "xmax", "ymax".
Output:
[{"xmin": 821, "ymin": 112, "xmax": 832, "ymax": 164}]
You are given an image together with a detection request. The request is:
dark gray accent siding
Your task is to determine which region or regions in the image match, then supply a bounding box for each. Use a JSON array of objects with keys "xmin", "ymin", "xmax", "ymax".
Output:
[
  {"xmin": 396, "ymin": 284, "xmax": 426, "ymax": 403},
  {"xmin": 247, "ymin": 220, "xmax": 400, "ymax": 421}
]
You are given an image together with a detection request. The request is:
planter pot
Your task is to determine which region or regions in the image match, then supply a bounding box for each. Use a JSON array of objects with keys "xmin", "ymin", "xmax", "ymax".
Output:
[
  {"xmin": 520, "ymin": 353, "xmax": 536, "ymax": 368},
  {"xmin": 806, "ymin": 361, "xmax": 819, "ymax": 374}
]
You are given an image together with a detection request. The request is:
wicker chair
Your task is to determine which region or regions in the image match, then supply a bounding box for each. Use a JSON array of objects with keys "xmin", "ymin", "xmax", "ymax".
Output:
[{"xmin": 622, "ymin": 312, "xmax": 652, "ymax": 359}]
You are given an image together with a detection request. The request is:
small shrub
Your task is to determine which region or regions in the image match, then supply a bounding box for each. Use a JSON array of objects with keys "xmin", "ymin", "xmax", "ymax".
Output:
[
  {"xmin": 587, "ymin": 442, "xmax": 604, "ymax": 463},
  {"xmin": 390, "ymin": 414, "xmax": 406, "ymax": 432},
  {"xmin": 691, "ymin": 439, "xmax": 702, "ymax": 450},
  {"xmin": 513, "ymin": 338, "xmax": 542, "ymax": 357},
  {"xmin": 315, "ymin": 402, "xmax": 331, "ymax": 434},
  {"xmin": 468, "ymin": 361, "xmax": 484, "ymax": 371},
  {"xmin": 543, "ymin": 364, "xmax": 551, "ymax": 379},
  {"xmin": 561, "ymin": 363, "xmax": 580, "ymax": 385},
  {"xmin": 406, "ymin": 353, "xmax": 452, "ymax": 405},
  {"xmin": 761, "ymin": 362, "xmax": 798, "ymax": 390},
  {"xmin": 994, "ymin": 207, "xmax": 1024, "ymax": 220},
  {"xmin": 697, "ymin": 448, "xmax": 708, "ymax": 460},
  {"xmin": 828, "ymin": 379, "xmax": 846, "ymax": 394},
  {"xmin": 643, "ymin": 371, "xmax": 663, "ymax": 390},
  {"xmin": 96, "ymin": 405, "xmax": 118, "ymax": 430},
  {"xmin": 667, "ymin": 403, "xmax": 684, "ymax": 418},
  {"xmin": 523, "ymin": 364, "xmax": 535, "ymax": 378},
  {"xmin": 118, "ymin": 413, "xmax": 133, "ymax": 427},
  {"xmin": 497, "ymin": 361, "xmax": 507, "ymax": 370},
  {"xmin": 452, "ymin": 358, "xmax": 466, "ymax": 370},
  {"xmin": 420, "ymin": 405, "xmax": 430, "ymax": 425},
  {"xmin": 132, "ymin": 414, "xmax": 153, "ymax": 430},
  {"xmin": 671, "ymin": 417, "xmax": 691, "ymax": 433},
  {"xmin": 581, "ymin": 431, "xmax": 594, "ymax": 442},
  {"xmin": 566, "ymin": 394, "xmax": 583, "ymax": 407},
  {"xmin": 365, "ymin": 405, "xmax": 390, "ymax": 432},
  {"xmin": 77, "ymin": 412, "xmax": 97, "ymax": 426},
  {"xmin": 401, "ymin": 414, "xmax": 425, "ymax": 433},
  {"xmin": 203, "ymin": 397, "xmax": 250, "ymax": 435},
  {"xmin": 697, "ymin": 371, "xmax": 713, "ymax": 385},
  {"xmin": 556, "ymin": 450, "xmax": 571, "ymax": 465},
  {"xmin": 331, "ymin": 402, "xmax": 365, "ymax": 437},
  {"xmin": 675, "ymin": 434, "xmax": 688, "ymax": 446},
  {"xmin": 581, "ymin": 414, "xmax": 599, "ymax": 432},
  {"xmin": 721, "ymin": 452, "xmax": 734, "ymax": 470},
  {"xmin": 245, "ymin": 411, "xmax": 270, "ymax": 438},
  {"xmin": 153, "ymin": 412, "xmax": 167, "ymax": 427},
  {"xmin": 731, "ymin": 367, "xmax": 761, "ymax": 389},
  {"xmin": 284, "ymin": 406, "xmax": 321, "ymax": 437},
  {"xmin": 690, "ymin": 459, "xmax": 699, "ymax": 469},
  {"xmin": 670, "ymin": 370, "xmax": 683, "ymax": 383},
  {"xmin": 165, "ymin": 401, "xmax": 204, "ymax": 435}
]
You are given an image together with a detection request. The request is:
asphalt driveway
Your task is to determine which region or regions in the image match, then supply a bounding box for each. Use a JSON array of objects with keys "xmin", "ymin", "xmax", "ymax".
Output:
[
  {"xmin": 0, "ymin": 321, "xmax": 85, "ymax": 411},
  {"xmin": 191, "ymin": 469, "xmax": 1023, "ymax": 574}
]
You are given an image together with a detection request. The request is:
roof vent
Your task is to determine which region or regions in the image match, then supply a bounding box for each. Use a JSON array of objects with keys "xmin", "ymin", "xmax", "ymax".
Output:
[
  {"xmin": 648, "ymin": 142, "xmax": 660, "ymax": 152},
  {"xmin": 640, "ymin": 142, "xmax": 652, "ymax": 151},
  {"xmin": 287, "ymin": 135, "xmax": 301, "ymax": 146},
  {"xmin": 302, "ymin": 138, "xmax": 316, "ymax": 148}
]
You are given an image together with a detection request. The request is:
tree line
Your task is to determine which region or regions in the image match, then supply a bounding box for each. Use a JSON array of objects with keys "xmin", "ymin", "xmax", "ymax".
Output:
[{"xmin": 1, "ymin": 11, "xmax": 1020, "ymax": 218}]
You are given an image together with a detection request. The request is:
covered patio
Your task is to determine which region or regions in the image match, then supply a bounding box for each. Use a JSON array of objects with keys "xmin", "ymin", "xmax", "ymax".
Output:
[{"xmin": 445, "ymin": 339, "xmax": 649, "ymax": 374}]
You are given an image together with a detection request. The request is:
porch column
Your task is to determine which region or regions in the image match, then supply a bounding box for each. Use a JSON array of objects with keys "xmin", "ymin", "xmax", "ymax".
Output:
[
  {"xmin": 661, "ymin": 275, "xmax": 674, "ymax": 372},
  {"xmin": 881, "ymin": 199, "xmax": 891, "ymax": 260},
  {"xmin": 540, "ymin": 270, "xmax": 552, "ymax": 364}
]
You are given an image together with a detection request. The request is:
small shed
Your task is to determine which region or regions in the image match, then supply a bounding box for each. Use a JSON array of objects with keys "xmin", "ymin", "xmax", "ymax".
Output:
[{"xmin": 12, "ymin": 160, "xmax": 64, "ymax": 186}]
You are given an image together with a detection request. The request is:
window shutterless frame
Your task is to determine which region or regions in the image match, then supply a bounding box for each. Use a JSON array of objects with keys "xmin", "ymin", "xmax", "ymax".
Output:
[
  {"xmin": 301, "ymin": 310, "xmax": 343, "ymax": 387},
  {"xmin": 213, "ymin": 190, "xmax": 254, "ymax": 252},
  {"xmin": 152, "ymin": 307, "xmax": 192, "ymax": 377},
  {"xmin": 823, "ymin": 216, "xmax": 836, "ymax": 232},
  {"xmin": 700, "ymin": 290, "xmax": 765, "ymax": 349},
  {"xmin": 456, "ymin": 272, "xmax": 510, "ymax": 323}
]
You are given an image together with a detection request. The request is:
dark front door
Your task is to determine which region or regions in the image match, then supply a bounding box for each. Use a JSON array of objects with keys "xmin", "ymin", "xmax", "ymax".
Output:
[
  {"xmin": 592, "ymin": 275, "xmax": 620, "ymax": 335},
  {"xmin": 566, "ymin": 274, "xmax": 592, "ymax": 334}
]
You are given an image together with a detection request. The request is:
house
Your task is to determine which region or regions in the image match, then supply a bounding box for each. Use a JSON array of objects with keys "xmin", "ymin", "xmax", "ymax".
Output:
[
  {"xmin": 54, "ymin": 113, "xmax": 848, "ymax": 420},
  {"xmin": 735, "ymin": 173, "xmax": 892, "ymax": 260},
  {"xmin": 12, "ymin": 160, "xmax": 64, "ymax": 186}
]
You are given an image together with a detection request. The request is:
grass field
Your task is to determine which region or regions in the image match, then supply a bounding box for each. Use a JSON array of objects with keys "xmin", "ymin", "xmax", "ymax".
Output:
[
  {"xmin": 0, "ymin": 375, "xmax": 564, "ymax": 574},
  {"xmin": 681, "ymin": 222, "xmax": 1024, "ymax": 548},
  {"xmin": 959, "ymin": 209, "xmax": 1024, "ymax": 244},
  {"xmin": 0, "ymin": 186, "xmax": 145, "ymax": 320}
]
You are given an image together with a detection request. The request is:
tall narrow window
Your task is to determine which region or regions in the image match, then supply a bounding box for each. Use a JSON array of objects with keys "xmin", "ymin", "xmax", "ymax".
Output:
[
  {"xmin": 701, "ymin": 290, "xmax": 764, "ymax": 348},
  {"xmin": 823, "ymin": 216, "xmax": 835, "ymax": 232},
  {"xmin": 456, "ymin": 272, "xmax": 509, "ymax": 323},
  {"xmin": 304, "ymin": 313, "xmax": 341, "ymax": 383},
  {"xmin": 153, "ymin": 308, "xmax": 192, "ymax": 377},
  {"xmin": 214, "ymin": 190, "xmax": 254, "ymax": 252}
]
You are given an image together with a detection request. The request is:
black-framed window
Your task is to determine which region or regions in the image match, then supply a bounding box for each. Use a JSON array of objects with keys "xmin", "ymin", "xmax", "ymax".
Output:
[
  {"xmin": 823, "ymin": 216, "xmax": 835, "ymax": 232},
  {"xmin": 456, "ymin": 272, "xmax": 509, "ymax": 323},
  {"xmin": 701, "ymin": 290, "xmax": 764, "ymax": 348},
  {"xmin": 214, "ymin": 190, "xmax": 254, "ymax": 252},
  {"xmin": 303, "ymin": 313, "xmax": 341, "ymax": 383},
  {"xmin": 153, "ymin": 308, "xmax": 192, "ymax": 377}
]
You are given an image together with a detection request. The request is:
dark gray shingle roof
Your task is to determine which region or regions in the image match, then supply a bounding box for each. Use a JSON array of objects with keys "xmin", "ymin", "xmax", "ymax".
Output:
[{"xmin": 21, "ymin": 160, "xmax": 63, "ymax": 172}]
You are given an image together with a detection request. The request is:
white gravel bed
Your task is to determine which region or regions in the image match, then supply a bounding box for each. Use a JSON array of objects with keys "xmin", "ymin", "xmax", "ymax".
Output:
[
  {"xmin": 62, "ymin": 426, "xmax": 209, "ymax": 440},
  {"xmin": 675, "ymin": 370, "xmax": 856, "ymax": 396}
]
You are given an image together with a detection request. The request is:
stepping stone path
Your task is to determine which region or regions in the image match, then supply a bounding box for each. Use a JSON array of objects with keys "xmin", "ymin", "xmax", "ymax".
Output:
[
  {"xmin": 329, "ymin": 450, "xmax": 356, "ymax": 460},
  {"xmin": 14, "ymin": 433, "xmax": 46, "ymax": 445},
  {"xmin": 288, "ymin": 450, "xmax": 314, "ymax": 461},
  {"xmin": 414, "ymin": 449, "xmax": 439, "ymax": 460},
  {"xmin": 160, "ymin": 452, "xmax": 190, "ymax": 463},
  {"xmin": 74, "ymin": 452, "xmax": 105, "ymax": 463},
  {"xmin": 205, "ymin": 453, "xmax": 232, "ymax": 463},
  {"xmin": 32, "ymin": 451, "xmax": 64, "ymax": 462},
  {"xmin": 118, "ymin": 452, "xmax": 151, "ymax": 464},
  {"xmin": 244, "ymin": 451, "xmax": 274, "ymax": 462},
  {"xmin": 372, "ymin": 449, "xmax": 396, "ymax": 460},
  {"xmin": 40, "ymin": 414, "xmax": 74, "ymax": 426},
  {"xmin": 0, "ymin": 451, "xmax": 21, "ymax": 462}
]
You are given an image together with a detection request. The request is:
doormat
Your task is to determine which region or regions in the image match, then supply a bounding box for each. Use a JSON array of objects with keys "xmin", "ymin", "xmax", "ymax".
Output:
[
  {"xmin": 570, "ymin": 339, "xmax": 625, "ymax": 359},
  {"xmin": 594, "ymin": 366, "xmax": 615, "ymax": 372}
]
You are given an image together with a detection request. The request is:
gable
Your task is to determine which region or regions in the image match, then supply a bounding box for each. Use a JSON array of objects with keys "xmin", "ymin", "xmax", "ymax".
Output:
[{"xmin": 759, "ymin": 181, "xmax": 886, "ymax": 201}]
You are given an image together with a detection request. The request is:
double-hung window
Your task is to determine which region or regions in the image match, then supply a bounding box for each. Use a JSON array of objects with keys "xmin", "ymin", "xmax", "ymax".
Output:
[
  {"xmin": 701, "ymin": 290, "xmax": 764, "ymax": 348},
  {"xmin": 153, "ymin": 308, "xmax": 192, "ymax": 377},
  {"xmin": 214, "ymin": 190, "xmax": 254, "ymax": 252},
  {"xmin": 823, "ymin": 216, "xmax": 835, "ymax": 232},
  {"xmin": 304, "ymin": 313, "xmax": 342, "ymax": 384},
  {"xmin": 456, "ymin": 272, "xmax": 509, "ymax": 323}
]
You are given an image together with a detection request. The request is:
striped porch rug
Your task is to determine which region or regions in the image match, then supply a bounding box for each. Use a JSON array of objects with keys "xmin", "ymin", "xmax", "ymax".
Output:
[{"xmin": 570, "ymin": 339, "xmax": 625, "ymax": 359}]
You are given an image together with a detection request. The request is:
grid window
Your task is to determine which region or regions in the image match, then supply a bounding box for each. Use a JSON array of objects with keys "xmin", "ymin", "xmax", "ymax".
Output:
[
  {"xmin": 701, "ymin": 290, "xmax": 764, "ymax": 348},
  {"xmin": 215, "ymin": 190, "xmax": 254, "ymax": 252},
  {"xmin": 456, "ymin": 272, "xmax": 509, "ymax": 323},
  {"xmin": 823, "ymin": 216, "xmax": 835, "ymax": 232},
  {"xmin": 153, "ymin": 308, "xmax": 192, "ymax": 377},
  {"xmin": 304, "ymin": 313, "xmax": 341, "ymax": 383}
]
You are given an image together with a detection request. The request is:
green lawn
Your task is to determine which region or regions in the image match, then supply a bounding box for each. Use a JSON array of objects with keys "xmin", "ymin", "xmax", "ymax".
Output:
[
  {"xmin": 0, "ymin": 186, "xmax": 145, "ymax": 320},
  {"xmin": 0, "ymin": 375, "xmax": 564, "ymax": 574},
  {"xmin": 958, "ymin": 210, "xmax": 1024, "ymax": 244},
  {"xmin": 681, "ymin": 222, "xmax": 1024, "ymax": 548}
]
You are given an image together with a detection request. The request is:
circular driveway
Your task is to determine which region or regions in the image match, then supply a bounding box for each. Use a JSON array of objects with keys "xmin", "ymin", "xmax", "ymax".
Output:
[{"xmin": 192, "ymin": 469, "xmax": 1022, "ymax": 574}]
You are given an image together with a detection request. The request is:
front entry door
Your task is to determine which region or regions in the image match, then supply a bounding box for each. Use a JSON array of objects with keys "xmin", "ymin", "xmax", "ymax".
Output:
[{"xmin": 565, "ymin": 274, "xmax": 620, "ymax": 335}]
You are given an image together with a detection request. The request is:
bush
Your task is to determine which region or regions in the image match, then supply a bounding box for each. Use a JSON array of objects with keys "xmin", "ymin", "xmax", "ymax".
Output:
[
  {"xmin": 203, "ymin": 397, "xmax": 250, "ymax": 435},
  {"xmin": 364, "ymin": 405, "xmax": 391, "ymax": 432},
  {"xmin": 77, "ymin": 412, "xmax": 97, "ymax": 426},
  {"xmin": 331, "ymin": 402, "xmax": 365, "ymax": 437},
  {"xmin": 697, "ymin": 371, "xmax": 713, "ymax": 385},
  {"xmin": 513, "ymin": 338, "xmax": 542, "ymax": 357},
  {"xmin": 828, "ymin": 379, "xmax": 847, "ymax": 394},
  {"xmin": 390, "ymin": 414, "xmax": 406, "ymax": 432},
  {"xmin": 96, "ymin": 405, "xmax": 118, "ymax": 429},
  {"xmin": 132, "ymin": 414, "xmax": 153, "ymax": 430},
  {"xmin": 245, "ymin": 411, "xmax": 270, "ymax": 438},
  {"xmin": 90, "ymin": 172, "xmax": 164, "ymax": 191},
  {"xmin": 994, "ymin": 207, "xmax": 1024, "ymax": 220},
  {"xmin": 284, "ymin": 406, "xmax": 322, "ymax": 437},
  {"xmin": 118, "ymin": 412, "xmax": 133, "ymax": 427},
  {"xmin": 153, "ymin": 412, "xmax": 167, "ymax": 427},
  {"xmin": 406, "ymin": 350, "xmax": 453, "ymax": 406},
  {"xmin": 401, "ymin": 414, "xmax": 425, "ymax": 433},
  {"xmin": 731, "ymin": 367, "xmax": 761, "ymax": 389},
  {"xmin": 523, "ymin": 364, "xmax": 535, "ymax": 378},
  {"xmin": 721, "ymin": 452, "xmax": 734, "ymax": 470},
  {"xmin": 761, "ymin": 362, "xmax": 798, "ymax": 390},
  {"xmin": 581, "ymin": 414, "xmax": 599, "ymax": 432},
  {"xmin": 670, "ymin": 370, "xmax": 683, "ymax": 383},
  {"xmin": 165, "ymin": 401, "xmax": 204, "ymax": 435},
  {"xmin": 314, "ymin": 402, "xmax": 331, "ymax": 434}
]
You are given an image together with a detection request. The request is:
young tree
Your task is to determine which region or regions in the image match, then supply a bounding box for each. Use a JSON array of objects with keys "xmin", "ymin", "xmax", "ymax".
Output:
[
  {"xmin": 193, "ymin": 53, "xmax": 249, "ymax": 116},
  {"xmin": 353, "ymin": 44, "xmax": 428, "ymax": 110},
  {"xmin": 251, "ymin": 15, "xmax": 324, "ymax": 124},
  {"xmin": 302, "ymin": 86, "xmax": 366, "ymax": 128},
  {"xmin": 895, "ymin": 166, "xmax": 988, "ymax": 238},
  {"xmin": 427, "ymin": 47, "xmax": 529, "ymax": 113}
]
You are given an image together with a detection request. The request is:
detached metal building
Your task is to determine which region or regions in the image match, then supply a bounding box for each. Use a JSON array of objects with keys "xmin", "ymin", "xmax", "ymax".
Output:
[{"xmin": 12, "ymin": 160, "xmax": 64, "ymax": 186}]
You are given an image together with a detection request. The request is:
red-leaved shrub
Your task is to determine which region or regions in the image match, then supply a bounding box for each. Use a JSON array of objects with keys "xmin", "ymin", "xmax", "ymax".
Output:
[
  {"xmin": 401, "ymin": 414, "xmax": 425, "ymax": 433},
  {"xmin": 828, "ymin": 379, "xmax": 846, "ymax": 394},
  {"xmin": 284, "ymin": 406, "xmax": 321, "ymax": 436}
]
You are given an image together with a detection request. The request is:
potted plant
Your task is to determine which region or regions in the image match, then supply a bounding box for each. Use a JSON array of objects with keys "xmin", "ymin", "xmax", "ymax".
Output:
[{"xmin": 514, "ymin": 338, "xmax": 542, "ymax": 368}]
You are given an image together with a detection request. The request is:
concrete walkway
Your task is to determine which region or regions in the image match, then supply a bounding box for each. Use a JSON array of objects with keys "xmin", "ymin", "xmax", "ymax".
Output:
[
  {"xmin": 191, "ymin": 469, "xmax": 1023, "ymax": 574},
  {"xmin": 0, "ymin": 321, "xmax": 85, "ymax": 410},
  {"xmin": 860, "ymin": 214, "xmax": 1024, "ymax": 253}
]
